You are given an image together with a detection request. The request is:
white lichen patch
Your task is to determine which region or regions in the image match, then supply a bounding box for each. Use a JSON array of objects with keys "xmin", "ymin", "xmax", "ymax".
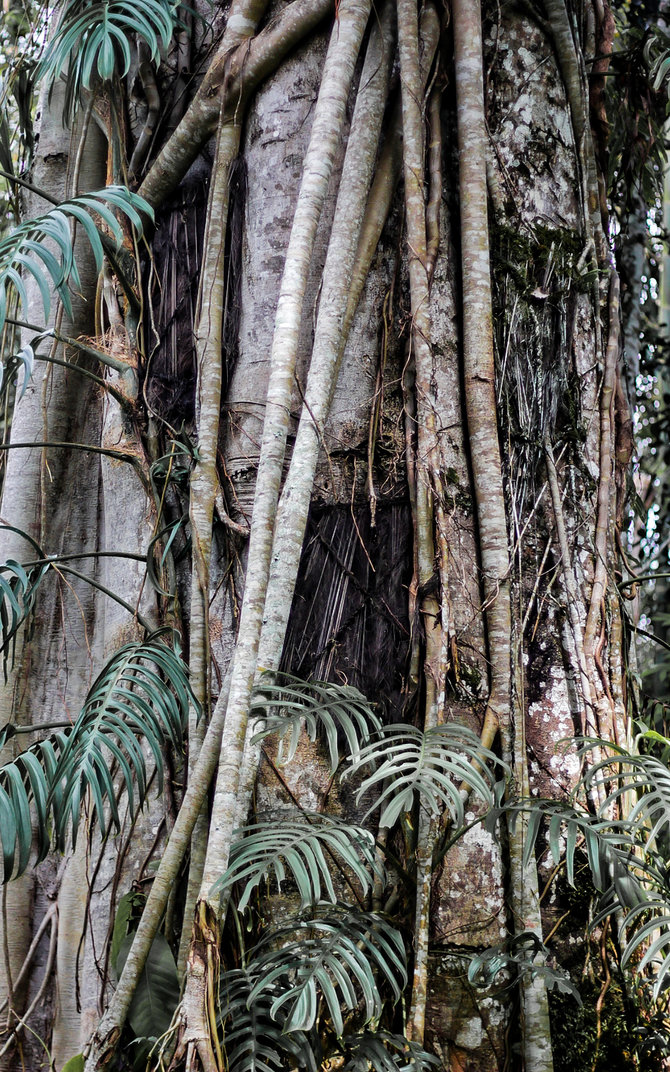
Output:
[
  {"xmin": 488, "ymin": 13, "xmax": 580, "ymax": 229},
  {"xmin": 528, "ymin": 663, "xmax": 582, "ymax": 792},
  {"xmin": 454, "ymin": 1017, "xmax": 484, "ymax": 1049},
  {"xmin": 434, "ymin": 808, "xmax": 506, "ymax": 945}
]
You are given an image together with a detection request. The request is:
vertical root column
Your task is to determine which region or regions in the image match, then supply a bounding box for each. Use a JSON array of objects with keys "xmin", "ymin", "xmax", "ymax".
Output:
[
  {"xmin": 181, "ymin": 118, "xmax": 241, "ymax": 976},
  {"xmin": 452, "ymin": 1, "xmax": 553, "ymax": 1069},
  {"xmin": 396, "ymin": 0, "xmax": 444, "ymax": 1045}
]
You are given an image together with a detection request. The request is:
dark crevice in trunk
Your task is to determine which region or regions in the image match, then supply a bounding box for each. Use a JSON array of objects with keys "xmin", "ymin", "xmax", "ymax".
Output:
[{"xmin": 281, "ymin": 501, "xmax": 413, "ymax": 721}]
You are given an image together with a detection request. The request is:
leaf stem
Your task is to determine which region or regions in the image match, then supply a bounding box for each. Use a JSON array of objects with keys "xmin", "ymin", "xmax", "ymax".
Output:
[
  {"xmin": 0, "ymin": 167, "xmax": 61, "ymax": 207},
  {"xmin": 0, "ymin": 441, "xmax": 144, "ymax": 471},
  {"xmin": 53, "ymin": 565, "xmax": 153, "ymax": 632},
  {"xmin": 6, "ymin": 318, "xmax": 136, "ymax": 376}
]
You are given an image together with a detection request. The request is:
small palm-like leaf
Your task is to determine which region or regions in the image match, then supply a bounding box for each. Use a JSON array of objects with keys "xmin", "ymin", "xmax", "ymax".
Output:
[
  {"xmin": 219, "ymin": 967, "xmax": 317, "ymax": 1072},
  {"xmin": 340, "ymin": 1031, "xmax": 440, "ymax": 1072},
  {"xmin": 146, "ymin": 516, "xmax": 187, "ymax": 599},
  {"xmin": 213, "ymin": 813, "xmax": 385, "ymax": 911},
  {"xmin": 40, "ymin": 0, "xmax": 177, "ymax": 84},
  {"xmin": 0, "ymin": 96, "xmax": 14, "ymax": 178},
  {"xmin": 579, "ymin": 738, "xmax": 670, "ymax": 853},
  {"xmin": 249, "ymin": 904, "xmax": 407, "ymax": 1035},
  {"xmin": 11, "ymin": 67, "xmax": 35, "ymax": 164},
  {"xmin": 50, "ymin": 636, "xmax": 194, "ymax": 847},
  {"xmin": 251, "ymin": 673, "xmax": 381, "ymax": 772},
  {"xmin": 0, "ymin": 729, "xmax": 69, "ymax": 879},
  {"xmin": 618, "ymin": 896, "xmax": 670, "ymax": 999},
  {"xmin": 40, "ymin": 0, "xmax": 179, "ymax": 122},
  {"xmin": 498, "ymin": 796, "xmax": 642, "ymax": 898},
  {"xmin": 348, "ymin": 723, "xmax": 504, "ymax": 829},
  {"xmin": 467, "ymin": 930, "xmax": 582, "ymax": 1004},
  {"xmin": 0, "ymin": 559, "xmax": 50, "ymax": 679},
  {"xmin": 0, "ymin": 343, "xmax": 34, "ymax": 402},
  {"xmin": 0, "ymin": 187, "xmax": 153, "ymax": 335},
  {"xmin": 644, "ymin": 32, "xmax": 670, "ymax": 97}
]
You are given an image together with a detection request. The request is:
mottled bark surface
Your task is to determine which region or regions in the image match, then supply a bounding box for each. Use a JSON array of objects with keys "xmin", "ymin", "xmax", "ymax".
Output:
[{"xmin": 0, "ymin": 1, "xmax": 628, "ymax": 1068}]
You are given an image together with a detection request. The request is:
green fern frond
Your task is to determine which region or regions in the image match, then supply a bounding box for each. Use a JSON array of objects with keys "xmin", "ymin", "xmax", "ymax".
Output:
[
  {"xmin": 149, "ymin": 435, "xmax": 197, "ymax": 497},
  {"xmin": 467, "ymin": 930, "xmax": 581, "ymax": 1004},
  {"xmin": 249, "ymin": 904, "xmax": 407, "ymax": 1035},
  {"xmin": 0, "ymin": 729, "xmax": 69, "ymax": 879},
  {"xmin": 213, "ymin": 813, "xmax": 385, "ymax": 911},
  {"xmin": 0, "ymin": 343, "xmax": 34, "ymax": 403},
  {"xmin": 618, "ymin": 898, "xmax": 670, "ymax": 999},
  {"xmin": 219, "ymin": 967, "xmax": 318, "ymax": 1072},
  {"xmin": 339, "ymin": 1031, "xmax": 440, "ymax": 1071},
  {"xmin": 579, "ymin": 738, "xmax": 670, "ymax": 853},
  {"xmin": 348, "ymin": 723, "xmax": 505, "ymax": 829},
  {"xmin": 146, "ymin": 516, "xmax": 187, "ymax": 599},
  {"xmin": 50, "ymin": 636, "xmax": 194, "ymax": 847},
  {"xmin": 498, "ymin": 796, "xmax": 641, "ymax": 896},
  {"xmin": 0, "ymin": 187, "xmax": 153, "ymax": 334},
  {"xmin": 643, "ymin": 29, "xmax": 670, "ymax": 97},
  {"xmin": 251, "ymin": 673, "xmax": 382, "ymax": 772},
  {"xmin": 0, "ymin": 558, "xmax": 49, "ymax": 679},
  {"xmin": 0, "ymin": 96, "xmax": 14, "ymax": 181},
  {"xmin": 39, "ymin": 0, "xmax": 179, "ymax": 122}
]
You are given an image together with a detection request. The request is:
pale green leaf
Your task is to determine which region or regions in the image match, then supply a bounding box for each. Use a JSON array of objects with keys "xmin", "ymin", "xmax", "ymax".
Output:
[
  {"xmin": 39, "ymin": 0, "xmax": 181, "ymax": 123},
  {"xmin": 215, "ymin": 813, "xmax": 384, "ymax": 911},
  {"xmin": 251, "ymin": 673, "xmax": 381, "ymax": 771},
  {"xmin": 348, "ymin": 723, "xmax": 505, "ymax": 828},
  {"xmin": 61, "ymin": 1057, "xmax": 85, "ymax": 1072},
  {"xmin": 0, "ymin": 187, "xmax": 152, "ymax": 335},
  {"xmin": 50, "ymin": 635, "xmax": 195, "ymax": 848},
  {"xmin": 249, "ymin": 904, "xmax": 407, "ymax": 1035},
  {"xmin": 340, "ymin": 1032, "xmax": 440, "ymax": 1072},
  {"xmin": 219, "ymin": 967, "xmax": 317, "ymax": 1072}
]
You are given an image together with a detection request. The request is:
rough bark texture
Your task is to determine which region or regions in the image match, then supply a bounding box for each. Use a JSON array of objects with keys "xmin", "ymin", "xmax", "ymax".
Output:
[{"xmin": 0, "ymin": 1, "xmax": 629, "ymax": 1069}]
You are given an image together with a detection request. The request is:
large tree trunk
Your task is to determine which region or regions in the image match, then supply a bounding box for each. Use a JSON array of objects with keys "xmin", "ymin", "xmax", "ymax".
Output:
[{"xmin": 0, "ymin": 0, "xmax": 634, "ymax": 1069}]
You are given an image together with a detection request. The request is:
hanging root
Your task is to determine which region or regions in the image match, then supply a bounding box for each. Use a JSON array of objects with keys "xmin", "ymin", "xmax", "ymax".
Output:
[
  {"xmin": 544, "ymin": 438, "xmax": 596, "ymax": 736},
  {"xmin": 227, "ymin": 0, "xmax": 397, "ymax": 858},
  {"xmin": 453, "ymin": 0, "xmax": 510, "ymax": 756},
  {"xmin": 194, "ymin": 0, "xmax": 373, "ymax": 907},
  {"xmin": 542, "ymin": 0, "xmax": 607, "ymax": 265},
  {"xmin": 425, "ymin": 82, "xmax": 442, "ymax": 283},
  {"xmin": 138, "ymin": 0, "xmax": 334, "ymax": 209},
  {"xmin": 395, "ymin": 0, "xmax": 446, "ymax": 1044},
  {"xmin": 584, "ymin": 271, "xmax": 620, "ymax": 662},
  {"xmin": 254, "ymin": 0, "xmax": 395, "ymax": 672},
  {"xmin": 128, "ymin": 44, "xmax": 161, "ymax": 181},
  {"xmin": 179, "ymin": 117, "xmax": 242, "ymax": 977}
]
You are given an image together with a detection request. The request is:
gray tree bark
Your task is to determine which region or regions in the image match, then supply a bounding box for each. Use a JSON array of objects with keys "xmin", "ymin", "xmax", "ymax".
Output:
[{"xmin": 0, "ymin": 1, "xmax": 628, "ymax": 1070}]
